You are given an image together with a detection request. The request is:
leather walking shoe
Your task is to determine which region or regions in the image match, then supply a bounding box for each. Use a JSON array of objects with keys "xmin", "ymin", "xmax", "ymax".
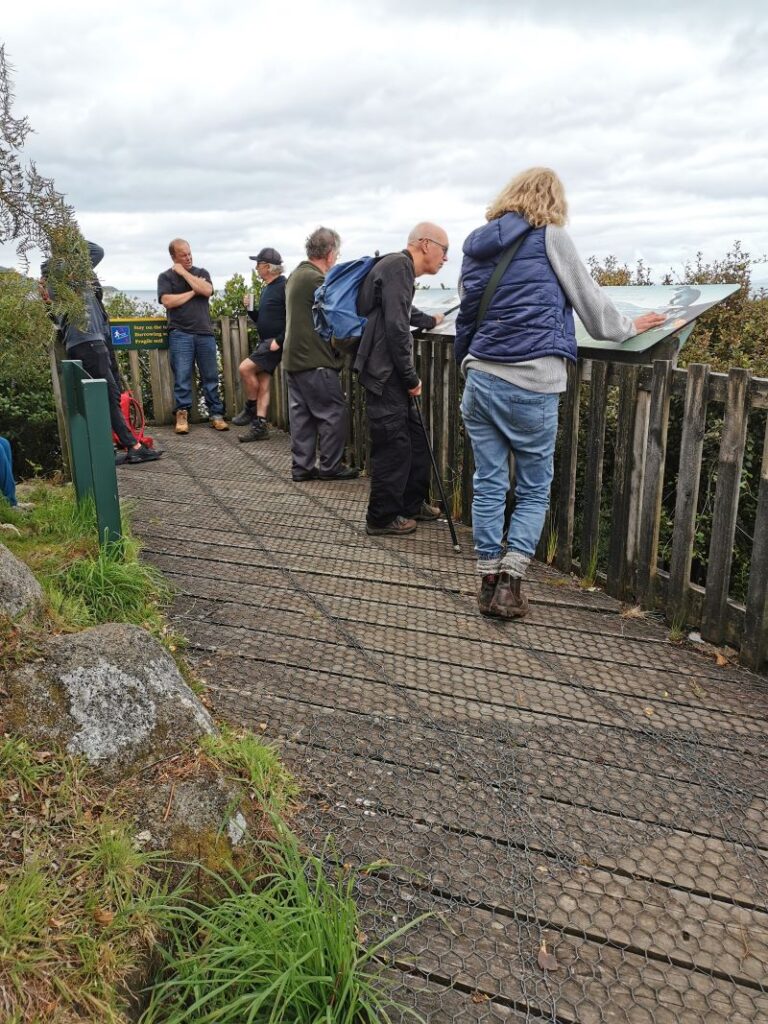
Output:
[
  {"xmin": 238, "ymin": 418, "xmax": 269, "ymax": 443},
  {"xmin": 175, "ymin": 409, "xmax": 189, "ymax": 435},
  {"xmin": 292, "ymin": 467, "xmax": 320, "ymax": 481},
  {"xmin": 319, "ymin": 464, "xmax": 360, "ymax": 480},
  {"xmin": 365, "ymin": 516, "xmax": 417, "ymax": 536},
  {"xmin": 477, "ymin": 574, "xmax": 499, "ymax": 616},
  {"xmin": 414, "ymin": 501, "xmax": 441, "ymax": 521},
  {"xmin": 231, "ymin": 401, "xmax": 256, "ymax": 426},
  {"xmin": 489, "ymin": 572, "xmax": 529, "ymax": 619},
  {"xmin": 210, "ymin": 417, "xmax": 229, "ymax": 431},
  {"xmin": 126, "ymin": 442, "xmax": 162, "ymax": 464}
]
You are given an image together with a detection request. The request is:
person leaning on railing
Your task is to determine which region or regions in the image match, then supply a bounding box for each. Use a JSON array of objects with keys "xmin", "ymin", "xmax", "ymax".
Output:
[{"xmin": 454, "ymin": 167, "xmax": 665, "ymax": 620}]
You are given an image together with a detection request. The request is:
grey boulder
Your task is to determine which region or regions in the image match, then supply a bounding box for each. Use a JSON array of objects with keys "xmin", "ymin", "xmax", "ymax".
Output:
[
  {"xmin": 0, "ymin": 541, "xmax": 44, "ymax": 618},
  {"xmin": 3, "ymin": 621, "xmax": 215, "ymax": 776}
]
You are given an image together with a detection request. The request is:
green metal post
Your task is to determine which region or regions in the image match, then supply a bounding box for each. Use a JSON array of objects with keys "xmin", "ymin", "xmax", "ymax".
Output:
[
  {"xmin": 60, "ymin": 360, "xmax": 95, "ymax": 503},
  {"xmin": 80, "ymin": 378, "xmax": 122, "ymax": 545}
]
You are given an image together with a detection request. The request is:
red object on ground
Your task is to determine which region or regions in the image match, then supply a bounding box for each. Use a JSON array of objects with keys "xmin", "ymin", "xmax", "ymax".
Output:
[{"xmin": 113, "ymin": 391, "xmax": 154, "ymax": 449}]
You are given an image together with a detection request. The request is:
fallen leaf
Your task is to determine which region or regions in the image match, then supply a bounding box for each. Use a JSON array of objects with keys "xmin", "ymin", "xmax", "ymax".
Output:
[
  {"xmin": 644, "ymin": 707, "xmax": 654, "ymax": 716},
  {"xmin": 48, "ymin": 917, "xmax": 66, "ymax": 929},
  {"xmin": 538, "ymin": 940, "xmax": 558, "ymax": 971},
  {"xmin": 715, "ymin": 652, "xmax": 728, "ymax": 667},
  {"xmin": 471, "ymin": 991, "xmax": 490, "ymax": 1004},
  {"xmin": 93, "ymin": 908, "xmax": 114, "ymax": 926}
]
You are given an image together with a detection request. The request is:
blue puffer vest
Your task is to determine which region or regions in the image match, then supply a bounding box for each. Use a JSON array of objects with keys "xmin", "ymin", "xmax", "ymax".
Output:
[{"xmin": 454, "ymin": 212, "xmax": 576, "ymax": 366}]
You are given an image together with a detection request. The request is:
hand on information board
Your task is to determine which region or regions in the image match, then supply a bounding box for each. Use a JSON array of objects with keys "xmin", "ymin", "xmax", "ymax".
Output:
[{"xmin": 633, "ymin": 311, "xmax": 667, "ymax": 334}]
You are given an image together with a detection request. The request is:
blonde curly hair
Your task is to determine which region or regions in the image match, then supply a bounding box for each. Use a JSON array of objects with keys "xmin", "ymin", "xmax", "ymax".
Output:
[{"xmin": 486, "ymin": 167, "xmax": 568, "ymax": 227}]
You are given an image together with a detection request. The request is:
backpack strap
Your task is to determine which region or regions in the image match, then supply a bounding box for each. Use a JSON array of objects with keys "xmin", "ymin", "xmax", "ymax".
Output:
[{"xmin": 475, "ymin": 229, "xmax": 532, "ymax": 330}]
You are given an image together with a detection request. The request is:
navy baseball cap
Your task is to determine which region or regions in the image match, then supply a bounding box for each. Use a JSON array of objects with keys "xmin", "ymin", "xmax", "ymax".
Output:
[{"xmin": 249, "ymin": 247, "xmax": 282, "ymax": 264}]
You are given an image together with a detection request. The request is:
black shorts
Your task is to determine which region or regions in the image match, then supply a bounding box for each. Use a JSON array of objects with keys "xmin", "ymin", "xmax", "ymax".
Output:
[{"xmin": 248, "ymin": 343, "xmax": 282, "ymax": 375}]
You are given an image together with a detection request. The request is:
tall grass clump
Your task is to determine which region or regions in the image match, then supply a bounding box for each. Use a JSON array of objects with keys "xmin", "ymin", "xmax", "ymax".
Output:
[
  {"xmin": 141, "ymin": 824, "xmax": 426, "ymax": 1024},
  {"xmin": 0, "ymin": 739, "xmax": 171, "ymax": 1024},
  {"xmin": 51, "ymin": 534, "xmax": 172, "ymax": 629},
  {"xmin": 202, "ymin": 726, "xmax": 299, "ymax": 815},
  {"xmin": 0, "ymin": 481, "xmax": 173, "ymax": 632}
]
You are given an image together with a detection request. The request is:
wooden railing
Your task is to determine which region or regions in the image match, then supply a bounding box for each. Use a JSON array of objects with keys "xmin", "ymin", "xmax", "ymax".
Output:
[{"xmin": 127, "ymin": 320, "xmax": 768, "ymax": 672}]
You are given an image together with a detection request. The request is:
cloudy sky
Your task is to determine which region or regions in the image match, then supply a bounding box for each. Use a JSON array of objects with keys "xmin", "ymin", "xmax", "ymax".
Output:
[{"xmin": 2, "ymin": 0, "xmax": 767, "ymax": 291}]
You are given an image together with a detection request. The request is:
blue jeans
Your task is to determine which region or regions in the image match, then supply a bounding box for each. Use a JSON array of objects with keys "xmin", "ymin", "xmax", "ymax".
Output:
[
  {"xmin": 0, "ymin": 436, "xmax": 17, "ymax": 506},
  {"xmin": 461, "ymin": 370, "xmax": 559, "ymax": 573},
  {"xmin": 168, "ymin": 330, "xmax": 224, "ymax": 417}
]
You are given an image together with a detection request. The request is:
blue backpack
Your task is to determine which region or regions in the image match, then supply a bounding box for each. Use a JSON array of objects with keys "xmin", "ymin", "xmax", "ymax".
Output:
[{"xmin": 312, "ymin": 255, "xmax": 382, "ymax": 354}]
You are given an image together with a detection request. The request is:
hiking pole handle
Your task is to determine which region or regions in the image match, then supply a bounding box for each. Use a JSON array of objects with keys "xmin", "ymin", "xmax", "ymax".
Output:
[{"xmin": 412, "ymin": 396, "xmax": 461, "ymax": 553}]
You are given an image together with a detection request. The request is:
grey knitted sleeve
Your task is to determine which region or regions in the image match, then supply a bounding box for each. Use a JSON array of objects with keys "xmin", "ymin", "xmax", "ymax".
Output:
[{"xmin": 545, "ymin": 226, "xmax": 635, "ymax": 342}]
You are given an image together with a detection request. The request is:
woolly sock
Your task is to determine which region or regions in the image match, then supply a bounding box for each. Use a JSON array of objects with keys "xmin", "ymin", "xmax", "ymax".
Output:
[
  {"xmin": 500, "ymin": 550, "xmax": 530, "ymax": 578},
  {"xmin": 476, "ymin": 556, "xmax": 502, "ymax": 576}
]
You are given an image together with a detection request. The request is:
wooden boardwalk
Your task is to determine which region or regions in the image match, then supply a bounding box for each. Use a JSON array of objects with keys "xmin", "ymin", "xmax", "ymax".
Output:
[{"xmin": 121, "ymin": 424, "xmax": 768, "ymax": 1023}]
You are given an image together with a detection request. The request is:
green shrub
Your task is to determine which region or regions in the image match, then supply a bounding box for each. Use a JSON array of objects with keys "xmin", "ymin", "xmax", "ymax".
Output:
[
  {"xmin": 210, "ymin": 270, "xmax": 263, "ymax": 320},
  {"xmin": 0, "ymin": 269, "xmax": 60, "ymax": 475}
]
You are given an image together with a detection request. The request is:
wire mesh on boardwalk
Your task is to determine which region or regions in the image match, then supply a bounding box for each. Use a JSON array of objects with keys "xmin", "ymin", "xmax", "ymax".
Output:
[{"xmin": 121, "ymin": 425, "xmax": 768, "ymax": 1024}]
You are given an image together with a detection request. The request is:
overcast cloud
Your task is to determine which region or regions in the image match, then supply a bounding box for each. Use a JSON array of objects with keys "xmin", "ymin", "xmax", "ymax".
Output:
[{"xmin": 2, "ymin": 0, "xmax": 767, "ymax": 290}]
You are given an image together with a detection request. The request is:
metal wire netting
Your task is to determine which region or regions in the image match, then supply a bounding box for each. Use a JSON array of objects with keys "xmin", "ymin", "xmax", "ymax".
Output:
[{"xmin": 122, "ymin": 425, "xmax": 768, "ymax": 1024}]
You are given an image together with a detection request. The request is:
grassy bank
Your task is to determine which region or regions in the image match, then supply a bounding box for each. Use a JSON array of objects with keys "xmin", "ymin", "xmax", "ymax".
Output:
[{"xmin": 1, "ymin": 483, "xmax": 420, "ymax": 1023}]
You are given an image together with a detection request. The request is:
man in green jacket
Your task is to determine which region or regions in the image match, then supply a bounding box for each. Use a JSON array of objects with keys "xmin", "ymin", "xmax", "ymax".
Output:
[{"xmin": 282, "ymin": 227, "xmax": 358, "ymax": 481}]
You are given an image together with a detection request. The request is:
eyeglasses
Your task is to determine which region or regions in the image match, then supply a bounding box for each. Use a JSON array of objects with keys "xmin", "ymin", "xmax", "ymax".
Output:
[{"xmin": 421, "ymin": 237, "xmax": 449, "ymax": 257}]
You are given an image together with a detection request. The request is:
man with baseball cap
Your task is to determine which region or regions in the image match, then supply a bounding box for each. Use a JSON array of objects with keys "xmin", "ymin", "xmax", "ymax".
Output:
[{"xmin": 232, "ymin": 247, "xmax": 287, "ymax": 441}]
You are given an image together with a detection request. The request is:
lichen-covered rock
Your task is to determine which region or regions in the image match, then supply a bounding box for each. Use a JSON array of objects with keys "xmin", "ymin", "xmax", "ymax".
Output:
[
  {"xmin": 0, "ymin": 541, "xmax": 44, "ymax": 618},
  {"xmin": 2, "ymin": 621, "xmax": 253, "ymax": 886},
  {"xmin": 3, "ymin": 622, "xmax": 215, "ymax": 777}
]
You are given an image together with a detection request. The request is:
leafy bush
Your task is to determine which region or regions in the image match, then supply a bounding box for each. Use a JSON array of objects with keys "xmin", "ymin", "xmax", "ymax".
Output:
[
  {"xmin": 0, "ymin": 269, "xmax": 59, "ymax": 475},
  {"xmin": 210, "ymin": 270, "xmax": 263, "ymax": 320}
]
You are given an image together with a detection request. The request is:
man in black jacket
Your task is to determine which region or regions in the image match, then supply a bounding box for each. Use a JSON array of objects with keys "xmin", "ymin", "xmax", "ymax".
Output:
[
  {"xmin": 41, "ymin": 242, "xmax": 160, "ymax": 465},
  {"xmin": 233, "ymin": 247, "xmax": 287, "ymax": 442},
  {"xmin": 355, "ymin": 223, "xmax": 448, "ymax": 535}
]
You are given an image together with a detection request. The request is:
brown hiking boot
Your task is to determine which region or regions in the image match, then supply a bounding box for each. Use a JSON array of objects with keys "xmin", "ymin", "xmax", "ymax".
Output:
[
  {"xmin": 365, "ymin": 516, "xmax": 417, "ymax": 536},
  {"xmin": 489, "ymin": 572, "xmax": 529, "ymax": 619},
  {"xmin": 210, "ymin": 417, "xmax": 229, "ymax": 431},
  {"xmin": 477, "ymin": 574, "xmax": 499, "ymax": 616},
  {"xmin": 175, "ymin": 409, "xmax": 189, "ymax": 434}
]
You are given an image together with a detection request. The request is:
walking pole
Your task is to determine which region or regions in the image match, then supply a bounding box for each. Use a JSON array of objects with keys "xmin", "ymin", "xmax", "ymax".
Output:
[{"xmin": 412, "ymin": 395, "xmax": 461, "ymax": 553}]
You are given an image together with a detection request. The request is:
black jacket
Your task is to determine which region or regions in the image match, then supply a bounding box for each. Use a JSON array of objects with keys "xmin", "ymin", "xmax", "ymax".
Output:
[{"xmin": 354, "ymin": 250, "xmax": 436, "ymax": 394}]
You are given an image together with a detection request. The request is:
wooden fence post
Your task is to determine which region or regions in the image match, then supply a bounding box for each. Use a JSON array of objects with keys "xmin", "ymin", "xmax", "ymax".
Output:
[
  {"xmin": 219, "ymin": 316, "xmax": 236, "ymax": 418},
  {"xmin": 579, "ymin": 359, "xmax": 608, "ymax": 573},
  {"xmin": 49, "ymin": 343, "xmax": 72, "ymax": 481},
  {"xmin": 554, "ymin": 360, "xmax": 582, "ymax": 574},
  {"xmin": 741, "ymin": 410, "xmax": 768, "ymax": 670},
  {"xmin": 701, "ymin": 368, "xmax": 752, "ymax": 645},
  {"xmin": 148, "ymin": 349, "xmax": 174, "ymax": 424},
  {"xmin": 636, "ymin": 360, "xmax": 673, "ymax": 609},
  {"xmin": 667, "ymin": 363, "xmax": 710, "ymax": 626},
  {"xmin": 606, "ymin": 364, "xmax": 641, "ymax": 599}
]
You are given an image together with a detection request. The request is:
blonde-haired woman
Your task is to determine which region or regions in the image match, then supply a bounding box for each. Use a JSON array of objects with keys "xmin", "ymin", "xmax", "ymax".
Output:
[{"xmin": 455, "ymin": 168, "xmax": 664, "ymax": 618}]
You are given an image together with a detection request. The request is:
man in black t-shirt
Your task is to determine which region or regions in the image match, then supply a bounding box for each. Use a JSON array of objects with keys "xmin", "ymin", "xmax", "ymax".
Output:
[
  {"xmin": 232, "ymin": 246, "xmax": 287, "ymax": 443},
  {"xmin": 157, "ymin": 238, "xmax": 228, "ymax": 434}
]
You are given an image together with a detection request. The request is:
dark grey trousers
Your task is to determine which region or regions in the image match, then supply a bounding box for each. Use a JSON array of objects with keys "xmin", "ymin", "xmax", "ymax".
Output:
[{"xmin": 285, "ymin": 367, "xmax": 348, "ymax": 474}]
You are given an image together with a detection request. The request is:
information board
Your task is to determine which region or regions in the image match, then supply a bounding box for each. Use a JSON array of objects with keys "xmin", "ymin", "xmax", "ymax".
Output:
[
  {"xmin": 424, "ymin": 282, "xmax": 740, "ymax": 363},
  {"xmin": 574, "ymin": 283, "xmax": 740, "ymax": 353},
  {"xmin": 110, "ymin": 318, "xmax": 169, "ymax": 350}
]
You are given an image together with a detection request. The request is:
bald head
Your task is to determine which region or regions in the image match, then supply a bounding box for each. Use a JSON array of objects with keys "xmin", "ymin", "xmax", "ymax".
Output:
[{"xmin": 407, "ymin": 222, "xmax": 449, "ymax": 277}]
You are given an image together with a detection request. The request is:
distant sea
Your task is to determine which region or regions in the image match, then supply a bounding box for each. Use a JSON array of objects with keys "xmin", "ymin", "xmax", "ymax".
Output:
[{"xmin": 119, "ymin": 290, "xmax": 163, "ymax": 309}]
